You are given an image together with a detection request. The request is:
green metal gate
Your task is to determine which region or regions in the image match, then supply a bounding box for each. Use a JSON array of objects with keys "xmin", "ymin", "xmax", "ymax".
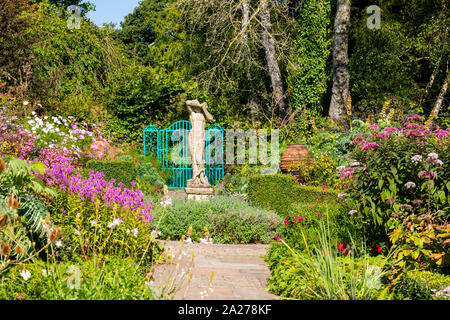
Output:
[{"xmin": 143, "ymin": 121, "xmax": 224, "ymax": 189}]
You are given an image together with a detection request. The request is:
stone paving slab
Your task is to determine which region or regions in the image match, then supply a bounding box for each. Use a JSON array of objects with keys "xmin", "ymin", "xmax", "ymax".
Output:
[{"xmin": 152, "ymin": 240, "xmax": 279, "ymax": 300}]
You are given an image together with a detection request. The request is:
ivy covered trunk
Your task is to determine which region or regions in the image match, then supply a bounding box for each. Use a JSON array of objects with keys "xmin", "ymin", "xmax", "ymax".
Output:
[{"xmin": 329, "ymin": 0, "xmax": 351, "ymax": 122}]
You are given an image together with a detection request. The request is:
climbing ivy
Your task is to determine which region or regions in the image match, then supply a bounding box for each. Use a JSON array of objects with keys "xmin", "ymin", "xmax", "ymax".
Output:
[{"xmin": 287, "ymin": 0, "xmax": 332, "ymax": 114}]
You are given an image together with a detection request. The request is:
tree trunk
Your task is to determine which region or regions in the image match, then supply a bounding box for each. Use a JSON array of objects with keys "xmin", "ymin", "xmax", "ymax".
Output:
[
  {"xmin": 329, "ymin": 0, "xmax": 351, "ymax": 122},
  {"xmin": 429, "ymin": 59, "xmax": 449, "ymax": 120},
  {"xmin": 419, "ymin": 54, "xmax": 442, "ymax": 106},
  {"xmin": 260, "ymin": 0, "xmax": 289, "ymax": 120},
  {"xmin": 241, "ymin": 0, "xmax": 249, "ymax": 43}
]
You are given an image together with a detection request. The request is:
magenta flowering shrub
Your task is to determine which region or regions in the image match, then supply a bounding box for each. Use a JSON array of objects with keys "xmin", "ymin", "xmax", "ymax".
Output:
[
  {"xmin": 340, "ymin": 115, "xmax": 450, "ymax": 244},
  {"xmin": 42, "ymin": 162, "xmax": 158, "ymax": 262},
  {"xmin": 43, "ymin": 162, "xmax": 154, "ymax": 225}
]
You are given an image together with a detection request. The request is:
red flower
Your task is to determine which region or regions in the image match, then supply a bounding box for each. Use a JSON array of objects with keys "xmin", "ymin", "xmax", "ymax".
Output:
[
  {"xmin": 274, "ymin": 234, "xmax": 281, "ymax": 242},
  {"xmin": 337, "ymin": 243, "xmax": 345, "ymax": 251},
  {"xmin": 284, "ymin": 219, "xmax": 289, "ymax": 226}
]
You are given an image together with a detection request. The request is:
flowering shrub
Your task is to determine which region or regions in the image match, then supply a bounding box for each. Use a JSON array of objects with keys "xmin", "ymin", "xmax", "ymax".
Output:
[
  {"xmin": 24, "ymin": 113, "xmax": 105, "ymax": 152},
  {"xmin": 39, "ymin": 162, "xmax": 159, "ymax": 261},
  {"xmin": 287, "ymin": 153, "xmax": 337, "ymax": 187},
  {"xmin": 339, "ymin": 116, "xmax": 449, "ymax": 247}
]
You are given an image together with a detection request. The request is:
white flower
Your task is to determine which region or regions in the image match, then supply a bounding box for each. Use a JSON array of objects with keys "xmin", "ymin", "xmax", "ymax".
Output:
[
  {"xmin": 127, "ymin": 228, "xmax": 138, "ymax": 237},
  {"xmin": 411, "ymin": 155, "xmax": 423, "ymax": 164},
  {"xmin": 54, "ymin": 240, "xmax": 63, "ymax": 248},
  {"xmin": 348, "ymin": 210, "xmax": 357, "ymax": 215},
  {"xmin": 160, "ymin": 198, "xmax": 172, "ymax": 208},
  {"xmin": 23, "ymin": 101, "xmax": 29, "ymax": 106},
  {"xmin": 404, "ymin": 181, "xmax": 416, "ymax": 189},
  {"xmin": 41, "ymin": 269, "xmax": 51, "ymax": 277},
  {"xmin": 107, "ymin": 217, "xmax": 122, "ymax": 229},
  {"xmin": 151, "ymin": 230, "xmax": 161, "ymax": 238},
  {"xmin": 183, "ymin": 237, "xmax": 192, "ymax": 244},
  {"xmin": 199, "ymin": 237, "xmax": 213, "ymax": 244},
  {"xmin": 19, "ymin": 269, "xmax": 31, "ymax": 281},
  {"xmin": 90, "ymin": 219, "xmax": 96, "ymax": 226},
  {"xmin": 74, "ymin": 229, "xmax": 80, "ymax": 235},
  {"xmin": 145, "ymin": 280, "xmax": 154, "ymax": 288},
  {"xmin": 427, "ymin": 152, "xmax": 439, "ymax": 161},
  {"xmin": 336, "ymin": 166, "xmax": 345, "ymax": 172},
  {"xmin": 31, "ymin": 111, "xmax": 36, "ymax": 116}
]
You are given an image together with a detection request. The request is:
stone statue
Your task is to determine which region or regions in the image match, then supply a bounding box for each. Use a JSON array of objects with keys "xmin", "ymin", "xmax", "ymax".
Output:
[{"xmin": 185, "ymin": 99, "xmax": 214, "ymax": 200}]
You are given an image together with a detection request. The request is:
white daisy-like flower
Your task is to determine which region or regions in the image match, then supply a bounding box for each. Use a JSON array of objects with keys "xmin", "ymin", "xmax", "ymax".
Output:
[
  {"xmin": 23, "ymin": 101, "xmax": 29, "ymax": 106},
  {"xmin": 54, "ymin": 240, "xmax": 63, "ymax": 248},
  {"xmin": 348, "ymin": 210, "xmax": 357, "ymax": 215},
  {"xmin": 19, "ymin": 269, "xmax": 31, "ymax": 281}
]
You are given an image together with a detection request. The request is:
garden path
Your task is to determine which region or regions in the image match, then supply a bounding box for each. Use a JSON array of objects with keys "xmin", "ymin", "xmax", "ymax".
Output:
[{"xmin": 152, "ymin": 240, "xmax": 278, "ymax": 300}]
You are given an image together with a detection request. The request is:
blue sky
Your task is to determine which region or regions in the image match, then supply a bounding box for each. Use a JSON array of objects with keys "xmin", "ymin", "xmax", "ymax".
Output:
[{"xmin": 86, "ymin": 0, "xmax": 142, "ymax": 28}]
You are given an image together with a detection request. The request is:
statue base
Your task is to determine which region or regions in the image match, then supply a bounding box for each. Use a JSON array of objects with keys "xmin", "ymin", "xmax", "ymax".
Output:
[{"xmin": 185, "ymin": 186, "xmax": 213, "ymax": 201}]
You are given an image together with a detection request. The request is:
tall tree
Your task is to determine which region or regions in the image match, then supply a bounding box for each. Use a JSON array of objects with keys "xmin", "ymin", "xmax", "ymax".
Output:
[
  {"xmin": 260, "ymin": 0, "xmax": 289, "ymax": 120},
  {"xmin": 329, "ymin": 0, "xmax": 351, "ymax": 121}
]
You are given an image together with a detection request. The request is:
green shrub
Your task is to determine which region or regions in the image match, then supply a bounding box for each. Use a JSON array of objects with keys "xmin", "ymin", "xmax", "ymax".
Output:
[
  {"xmin": 85, "ymin": 160, "xmax": 137, "ymax": 188},
  {"xmin": 247, "ymin": 174, "xmax": 338, "ymax": 216},
  {"xmin": 265, "ymin": 216, "xmax": 390, "ymax": 300},
  {"xmin": 0, "ymin": 257, "xmax": 154, "ymax": 300},
  {"xmin": 152, "ymin": 196, "xmax": 282, "ymax": 244},
  {"xmin": 385, "ymin": 270, "xmax": 450, "ymax": 300}
]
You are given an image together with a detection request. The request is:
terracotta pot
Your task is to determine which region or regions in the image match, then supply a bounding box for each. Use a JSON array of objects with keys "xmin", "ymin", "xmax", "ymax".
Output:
[{"xmin": 280, "ymin": 144, "xmax": 313, "ymax": 179}]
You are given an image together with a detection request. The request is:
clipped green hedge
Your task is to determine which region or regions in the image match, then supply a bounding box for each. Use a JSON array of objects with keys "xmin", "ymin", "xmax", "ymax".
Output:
[
  {"xmin": 85, "ymin": 160, "xmax": 137, "ymax": 187},
  {"xmin": 152, "ymin": 196, "xmax": 282, "ymax": 244},
  {"xmin": 247, "ymin": 174, "xmax": 338, "ymax": 216}
]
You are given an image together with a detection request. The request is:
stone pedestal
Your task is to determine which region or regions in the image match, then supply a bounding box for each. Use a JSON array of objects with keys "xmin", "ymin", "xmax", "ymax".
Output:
[{"xmin": 185, "ymin": 185, "xmax": 213, "ymax": 201}]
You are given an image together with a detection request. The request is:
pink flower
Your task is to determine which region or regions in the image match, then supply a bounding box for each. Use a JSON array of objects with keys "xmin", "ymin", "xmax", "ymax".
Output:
[
  {"xmin": 317, "ymin": 212, "xmax": 322, "ymax": 217},
  {"xmin": 406, "ymin": 114, "xmax": 424, "ymax": 123},
  {"xmin": 284, "ymin": 219, "xmax": 288, "ymax": 226},
  {"xmin": 433, "ymin": 128, "xmax": 449, "ymax": 141},
  {"xmin": 274, "ymin": 234, "xmax": 281, "ymax": 243},
  {"xmin": 368, "ymin": 123, "xmax": 379, "ymax": 131},
  {"xmin": 360, "ymin": 141, "xmax": 379, "ymax": 151}
]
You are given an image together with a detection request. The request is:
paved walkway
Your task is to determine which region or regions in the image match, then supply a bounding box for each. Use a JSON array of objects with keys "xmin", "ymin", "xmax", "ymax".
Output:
[{"xmin": 152, "ymin": 240, "xmax": 278, "ymax": 300}]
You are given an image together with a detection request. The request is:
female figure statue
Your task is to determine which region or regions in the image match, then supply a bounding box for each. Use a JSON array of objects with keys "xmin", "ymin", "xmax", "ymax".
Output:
[{"xmin": 186, "ymin": 99, "xmax": 213, "ymax": 187}]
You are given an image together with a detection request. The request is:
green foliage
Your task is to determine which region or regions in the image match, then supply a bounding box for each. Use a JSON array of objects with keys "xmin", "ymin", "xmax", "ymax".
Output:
[
  {"xmin": 153, "ymin": 196, "xmax": 282, "ymax": 244},
  {"xmin": 45, "ymin": 191, "xmax": 163, "ymax": 263},
  {"xmin": 0, "ymin": 157, "xmax": 54, "ymax": 238},
  {"xmin": 266, "ymin": 214, "xmax": 390, "ymax": 299},
  {"xmin": 349, "ymin": 0, "xmax": 449, "ymax": 113},
  {"xmin": 385, "ymin": 270, "xmax": 450, "ymax": 300},
  {"xmin": 105, "ymin": 63, "xmax": 182, "ymax": 141},
  {"xmin": 85, "ymin": 160, "xmax": 137, "ymax": 188},
  {"xmin": 247, "ymin": 174, "xmax": 338, "ymax": 216},
  {"xmin": 287, "ymin": 153, "xmax": 337, "ymax": 187},
  {"xmin": 288, "ymin": 0, "xmax": 332, "ymax": 114},
  {"xmin": 390, "ymin": 214, "xmax": 450, "ymax": 271},
  {"xmin": 0, "ymin": 256, "xmax": 155, "ymax": 300},
  {"xmin": 213, "ymin": 173, "xmax": 248, "ymax": 196},
  {"xmin": 344, "ymin": 119, "xmax": 449, "ymax": 247}
]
